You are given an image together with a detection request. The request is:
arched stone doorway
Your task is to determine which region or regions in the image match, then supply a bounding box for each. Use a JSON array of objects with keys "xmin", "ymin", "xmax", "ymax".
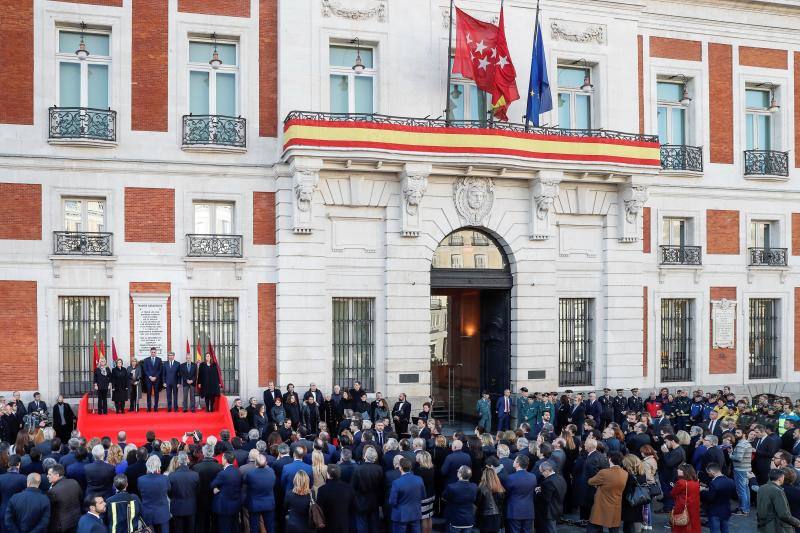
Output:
[{"xmin": 429, "ymin": 227, "xmax": 512, "ymax": 426}]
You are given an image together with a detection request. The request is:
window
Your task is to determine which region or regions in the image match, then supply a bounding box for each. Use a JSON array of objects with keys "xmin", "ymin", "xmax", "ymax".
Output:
[
  {"xmin": 332, "ymin": 297, "xmax": 375, "ymax": 390},
  {"xmin": 657, "ymin": 81, "xmax": 687, "ymax": 145},
  {"xmin": 330, "ymin": 44, "xmax": 375, "ymax": 114},
  {"xmin": 474, "ymin": 254, "xmax": 487, "ymax": 268},
  {"xmin": 191, "ymin": 297, "xmax": 239, "ymax": 393},
  {"xmin": 558, "ymin": 298, "xmax": 593, "ymax": 386},
  {"xmin": 450, "ymin": 254, "xmax": 463, "ymax": 268},
  {"xmin": 749, "ymin": 221, "xmax": 775, "ymax": 249},
  {"xmin": 59, "ymin": 296, "xmax": 109, "ymax": 397},
  {"xmin": 660, "ymin": 299, "xmax": 693, "ymax": 382},
  {"xmin": 557, "ymin": 66, "xmax": 592, "ymax": 129},
  {"xmin": 662, "ymin": 218, "xmax": 687, "ymax": 246},
  {"xmin": 432, "ymin": 230, "xmax": 507, "ymax": 270},
  {"xmin": 745, "ymin": 89, "xmax": 772, "ymax": 151},
  {"xmin": 189, "ymin": 40, "xmax": 238, "ymax": 117},
  {"xmin": 749, "ymin": 298, "xmax": 778, "ymax": 379},
  {"xmin": 63, "ymin": 198, "xmax": 105, "ymax": 232},
  {"xmin": 193, "ymin": 202, "xmax": 233, "ymax": 234},
  {"xmin": 58, "ymin": 28, "xmax": 110, "ymax": 109}
]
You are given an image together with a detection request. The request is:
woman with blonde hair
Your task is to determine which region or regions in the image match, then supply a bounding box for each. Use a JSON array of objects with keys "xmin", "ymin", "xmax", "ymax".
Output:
[
  {"xmin": 285, "ymin": 470, "xmax": 313, "ymax": 533},
  {"xmin": 311, "ymin": 449, "xmax": 327, "ymax": 493},
  {"xmin": 476, "ymin": 464, "xmax": 505, "ymax": 532},
  {"xmin": 159, "ymin": 440, "xmax": 173, "ymax": 473},
  {"xmin": 107, "ymin": 444, "xmax": 126, "ymax": 474},
  {"xmin": 621, "ymin": 454, "xmax": 649, "ymax": 532},
  {"xmin": 416, "ymin": 451, "xmax": 436, "ymax": 533}
]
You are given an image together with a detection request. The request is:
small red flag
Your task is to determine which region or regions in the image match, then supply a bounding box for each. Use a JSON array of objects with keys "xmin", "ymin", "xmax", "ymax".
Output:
[
  {"xmin": 208, "ymin": 339, "xmax": 224, "ymax": 391},
  {"xmin": 111, "ymin": 338, "xmax": 119, "ymax": 363},
  {"xmin": 186, "ymin": 339, "xmax": 190, "ymax": 358},
  {"xmin": 99, "ymin": 338, "xmax": 106, "ymax": 358},
  {"xmin": 92, "ymin": 339, "xmax": 100, "ymax": 371}
]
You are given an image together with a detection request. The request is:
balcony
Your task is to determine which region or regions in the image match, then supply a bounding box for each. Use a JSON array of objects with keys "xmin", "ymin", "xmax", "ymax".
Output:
[
  {"xmin": 660, "ymin": 245, "xmax": 702, "ymax": 266},
  {"xmin": 48, "ymin": 107, "xmax": 117, "ymax": 146},
  {"xmin": 744, "ymin": 150, "xmax": 789, "ymax": 178},
  {"xmin": 749, "ymin": 247, "xmax": 787, "ymax": 267},
  {"xmin": 448, "ymin": 235, "xmax": 464, "ymax": 246},
  {"xmin": 186, "ymin": 234, "xmax": 243, "ymax": 258},
  {"xmin": 182, "ymin": 114, "xmax": 246, "ymax": 152},
  {"xmin": 53, "ymin": 231, "xmax": 113, "ymax": 256},
  {"xmin": 660, "ymin": 145, "xmax": 703, "ymax": 173}
]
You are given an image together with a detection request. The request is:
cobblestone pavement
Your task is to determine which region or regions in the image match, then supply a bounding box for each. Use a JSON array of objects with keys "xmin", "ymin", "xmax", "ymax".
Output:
[{"xmin": 555, "ymin": 511, "xmax": 757, "ymax": 532}]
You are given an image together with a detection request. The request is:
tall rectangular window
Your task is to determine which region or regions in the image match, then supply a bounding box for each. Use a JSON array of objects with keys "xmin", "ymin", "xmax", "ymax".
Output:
[
  {"xmin": 745, "ymin": 89, "xmax": 771, "ymax": 151},
  {"xmin": 657, "ymin": 81, "xmax": 687, "ymax": 145},
  {"xmin": 191, "ymin": 298, "xmax": 239, "ymax": 393},
  {"xmin": 63, "ymin": 198, "xmax": 105, "ymax": 232},
  {"xmin": 660, "ymin": 299, "xmax": 693, "ymax": 382},
  {"xmin": 59, "ymin": 296, "xmax": 109, "ymax": 397},
  {"xmin": 193, "ymin": 202, "xmax": 234, "ymax": 234},
  {"xmin": 662, "ymin": 218, "xmax": 687, "ymax": 246},
  {"xmin": 557, "ymin": 66, "xmax": 592, "ymax": 129},
  {"xmin": 748, "ymin": 221, "xmax": 775, "ymax": 249},
  {"xmin": 749, "ymin": 298, "xmax": 778, "ymax": 379},
  {"xmin": 332, "ymin": 297, "xmax": 375, "ymax": 390},
  {"xmin": 57, "ymin": 29, "xmax": 111, "ymax": 108},
  {"xmin": 329, "ymin": 44, "xmax": 375, "ymax": 114},
  {"xmin": 188, "ymin": 40, "xmax": 238, "ymax": 116},
  {"xmin": 558, "ymin": 298, "xmax": 593, "ymax": 386}
]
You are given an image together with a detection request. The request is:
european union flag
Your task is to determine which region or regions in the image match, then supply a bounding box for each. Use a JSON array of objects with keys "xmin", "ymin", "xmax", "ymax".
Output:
[{"xmin": 525, "ymin": 20, "xmax": 552, "ymax": 127}]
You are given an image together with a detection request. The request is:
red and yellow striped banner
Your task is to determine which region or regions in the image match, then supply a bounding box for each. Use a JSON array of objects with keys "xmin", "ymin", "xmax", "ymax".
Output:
[{"xmin": 283, "ymin": 118, "xmax": 661, "ymax": 167}]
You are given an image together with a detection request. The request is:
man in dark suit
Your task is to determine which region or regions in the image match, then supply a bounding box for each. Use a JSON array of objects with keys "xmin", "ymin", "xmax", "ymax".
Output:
[
  {"xmin": 497, "ymin": 389, "xmax": 514, "ymax": 432},
  {"xmin": 123, "ymin": 448, "xmax": 148, "ymax": 496},
  {"xmin": 0, "ymin": 455, "xmax": 26, "ymax": 530},
  {"xmin": 142, "ymin": 347, "xmax": 163, "ymax": 412},
  {"xmin": 26, "ymin": 392, "xmax": 48, "ymax": 418},
  {"xmin": 76, "ymin": 495, "xmax": 106, "ymax": 533},
  {"xmin": 698, "ymin": 435, "xmax": 726, "ymax": 484},
  {"xmin": 4, "ymin": 473, "xmax": 50, "ymax": 532},
  {"xmin": 753, "ymin": 423, "xmax": 782, "ymax": 485},
  {"xmin": 392, "ymin": 393, "xmax": 412, "ymax": 435},
  {"xmin": 567, "ymin": 394, "xmax": 586, "ymax": 437},
  {"xmin": 700, "ymin": 463, "xmax": 735, "ymax": 533},
  {"xmin": 192, "ymin": 444, "xmax": 222, "ymax": 533},
  {"xmin": 584, "ymin": 392, "xmax": 603, "ymax": 425},
  {"xmin": 243, "ymin": 455, "xmax": 276, "ymax": 533},
  {"xmin": 262, "ymin": 381, "xmax": 281, "ymax": 423},
  {"xmin": 442, "ymin": 465, "xmax": 479, "ymax": 531},
  {"xmin": 704, "ymin": 410, "xmax": 724, "ymax": 440},
  {"xmin": 46, "ymin": 464, "xmax": 82, "ymax": 533},
  {"xmin": 280, "ymin": 446, "xmax": 313, "ymax": 494},
  {"xmin": 535, "ymin": 461, "xmax": 566, "ymax": 533},
  {"xmin": 178, "ymin": 353, "xmax": 197, "ymax": 413},
  {"xmin": 441, "ymin": 439, "xmax": 472, "ymax": 486},
  {"xmin": 388, "ymin": 458, "xmax": 425, "ymax": 533},
  {"xmin": 10, "ymin": 391, "xmax": 26, "ymax": 423},
  {"xmin": 210, "ymin": 452, "xmax": 242, "ymax": 533},
  {"xmin": 352, "ymin": 447, "xmax": 384, "ymax": 533},
  {"xmin": 317, "ymin": 464, "xmax": 355, "ymax": 533},
  {"xmin": 579, "ymin": 439, "xmax": 609, "ymax": 520},
  {"xmin": 84, "ymin": 446, "xmax": 115, "ymax": 501},
  {"xmin": 166, "ymin": 452, "xmax": 199, "ymax": 533},
  {"xmin": 503, "ymin": 455, "xmax": 537, "ymax": 533},
  {"xmin": 160, "ymin": 351, "xmax": 181, "ymax": 413}
]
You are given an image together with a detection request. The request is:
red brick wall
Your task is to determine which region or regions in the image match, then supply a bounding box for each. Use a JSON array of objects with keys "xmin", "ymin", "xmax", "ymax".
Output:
[
  {"xmin": 132, "ymin": 0, "xmax": 168, "ymax": 131},
  {"xmin": 0, "ymin": 281, "xmax": 38, "ymax": 390},
  {"xmin": 0, "ymin": 0, "xmax": 33, "ymax": 124},
  {"xmin": 709, "ymin": 44, "xmax": 733, "ymax": 164},
  {"xmin": 643, "ymin": 286, "xmax": 648, "ymax": 377},
  {"xmin": 260, "ymin": 0, "xmax": 278, "ymax": 137},
  {"xmin": 52, "ymin": 0, "xmax": 123, "ymax": 5},
  {"xmin": 707, "ymin": 209, "xmax": 739, "ymax": 255},
  {"xmin": 738, "ymin": 46, "xmax": 788, "ymax": 69},
  {"xmin": 710, "ymin": 287, "xmax": 737, "ymax": 374},
  {"xmin": 795, "ymin": 53, "xmax": 800, "ymax": 168},
  {"xmin": 258, "ymin": 283, "xmax": 277, "ymax": 386},
  {"xmin": 795, "ymin": 288, "xmax": 800, "ymax": 371},
  {"xmin": 129, "ymin": 282, "xmax": 171, "ymax": 357},
  {"xmin": 793, "ymin": 213, "xmax": 800, "ymax": 255},
  {"xmin": 124, "ymin": 187, "xmax": 175, "ymax": 243},
  {"xmin": 0, "ymin": 183, "xmax": 41, "ymax": 240},
  {"xmin": 649, "ymin": 36, "xmax": 702, "ymax": 61},
  {"xmin": 178, "ymin": 0, "xmax": 249, "ymax": 16},
  {"xmin": 253, "ymin": 192, "xmax": 276, "ymax": 245},
  {"xmin": 637, "ymin": 35, "xmax": 644, "ymax": 135},
  {"xmin": 642, "ymin": 207, "xmax": 651, "ymax": 254}
]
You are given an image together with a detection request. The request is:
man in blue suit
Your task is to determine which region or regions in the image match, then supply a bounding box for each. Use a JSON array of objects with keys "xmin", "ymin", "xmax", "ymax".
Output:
[
  {"xmin": 503, "ymin": 455, "xmax": 537, "ymax": 533},
  {"xmin": 168, "ymin": 452, "xmax": 199, "ymax": 533},
  {"xmin": 161, "ymin": 351, "xmax": 181, "ymax": 413},
  {"xmin": 142, "ymin": 347, "xmax": 163, "ymax": 412},
  {"xmin": 442, "ymin": 465, "xmax": 479, "ymax": 530},
  {"xmin": 211, "ymin": 452, "xmax": 242, "ymax": 533},
  {"xmin": 0, "ymin": 455, "xmax": 26, "ymax": 532},
  {"xmin": 4, "ymin": 473, "xmax": 50, "ymax": 533},
  {"xmin": 179, "ymin": 352, "xmax": 198, "ymax": 413},
  {"xmin": 243, "ymin": 455, "xmax": 276, "ymax": 533},
  {"xmin": 497, "ymin": 389, "xmax": 514, "ymax": 431},
  {"xmin": 440, "ymin": 439, "xmax": 471, "ymax": 486},
  {"xmin": 388, "ymin": 458, "xmax": 425, "ymax": 533},
  {"xmin": 76, "ymin": 495, "xmax": 106, "ymax": 533},
  {"xmin": 280, "ymin": 446, "xmax": 313, "ymax": 494},
  {"xmin": 84, "ymin": 445, "xmax": 115, "ymax": 501},
  {"xmin": 701, "ymin": 463, "xmax": 736, "ymax": 533}
]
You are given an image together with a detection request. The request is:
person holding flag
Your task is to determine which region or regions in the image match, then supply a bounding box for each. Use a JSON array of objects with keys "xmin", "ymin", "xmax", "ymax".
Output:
[
  {"xmin": 197, "ymin": 348, "xmax": 221, "ymax": 412},
  {"xmin": 180, "ymin": 340, "xmax": 199, "ymax": 413},
  {"xmin": 524, "ymin": 0, "xmax": 552, "ymax": 128}
]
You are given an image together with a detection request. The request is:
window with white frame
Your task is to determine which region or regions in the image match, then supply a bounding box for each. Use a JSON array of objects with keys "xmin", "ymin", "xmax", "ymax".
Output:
[
  {"xmin": 748, "ymin": 220, "xmax": 777, "ymax": 249},
  {"xmin": 57, "ymin": 27, "xmax": 110, "ymax": 109},
  {"xmin": 63, "ymin": 198, "xmax": 105, "ymax": 232},
  {"xmin": 448, "ymin": 56, "xmax": 491, "ymax": 124},
  {"xmin": 188, "ymin": 39, "xmax": 238, "ymax": 117},
  {"xmin": 557, "ymin": 66, "xmax": 592, "ymax": 129},
  {"xmin": 329, "ymin": 44, "xmax": 375, "ymax": 114},
  {"xmin": 745, "ymin": 88, "xmax": 772, "ymax": 151},
  {"xmin": 657, "ymin": 81, "xmax": 688, "ymax": 145},
  {"xmin": 662, "ymin": 217, "xmax": 689, "ymax": 246},
  {"xmin": 193, "ymin": 202, "xmax": 234, "ymax": 234}
]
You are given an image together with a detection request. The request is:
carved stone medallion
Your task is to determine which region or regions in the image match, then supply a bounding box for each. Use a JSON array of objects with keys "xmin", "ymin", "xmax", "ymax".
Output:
[{"xmin": 454, "ymin": 177, "xmax": 494, "ymax": 226}]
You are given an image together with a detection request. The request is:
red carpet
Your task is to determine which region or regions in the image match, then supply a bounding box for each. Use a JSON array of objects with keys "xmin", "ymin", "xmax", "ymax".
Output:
[{"xmin": 76, "ymin": 394, "xmax": 235, "ymax": 445}]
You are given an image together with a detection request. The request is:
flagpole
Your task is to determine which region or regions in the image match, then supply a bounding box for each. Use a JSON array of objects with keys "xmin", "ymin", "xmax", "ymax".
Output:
[
  {"xmin": 525, "ymin": 0, "xmax": 541, "ymax": 132},
  {"xmin": 445, "ymin": 0, "xmax": 455, "ymax": 124}
]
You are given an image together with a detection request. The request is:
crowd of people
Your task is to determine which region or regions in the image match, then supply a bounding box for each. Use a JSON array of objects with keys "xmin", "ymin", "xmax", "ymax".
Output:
[{"xmin": 1, "ymin": 382, "xmax": 800, "ymax": 533}]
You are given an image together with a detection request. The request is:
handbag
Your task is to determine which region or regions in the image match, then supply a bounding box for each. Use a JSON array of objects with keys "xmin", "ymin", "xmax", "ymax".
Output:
[
  {"xmin": 309, "ymin": 492, "xmax": 326, "ymax": 530},
  {"xmin": 625, "ymin": 475, "xmax": 652, "ymax": 507},
  {"xmin": 669, "ymin": 482, "xmax": 690, "ymax": 527}
]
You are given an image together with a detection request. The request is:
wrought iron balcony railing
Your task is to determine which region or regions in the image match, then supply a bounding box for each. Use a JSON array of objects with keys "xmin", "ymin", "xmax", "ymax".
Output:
[
  {"xmin": 660, "ymin": 245, "xmax": 702, "ymax": 266},
  {"xmin": 49, "ymin": 107, "xmax": 117, "ymax": 142},
  {"xmin": 744, "ymin": 150, "xmax": 789, "ymax": 177},
  {"xmin": 182, "ymin": 115, "xmax": 246, "ymax": 148},
  {"xmin": 53, "ymin": 231, "xmax": 113, "ymax": 256},
  {"xmin": 186, "ymin": 234, "xmax": 243, "ymax": 258},
  {"xmin": 660, "ymin": 145, "xmax": 703, "ymax": 172},
  {"xmin": 448, "ymin": 235, "xmax": 464, "ymax": 246},
  {"xmin": 749, "ymin": 247, "xmax": 787, "ymax": 267}
]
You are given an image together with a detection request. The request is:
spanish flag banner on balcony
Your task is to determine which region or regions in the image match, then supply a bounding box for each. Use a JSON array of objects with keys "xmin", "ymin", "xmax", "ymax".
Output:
[{"xmin": 283, "ymin": 115, "xmax": 661, "ymax": 168}]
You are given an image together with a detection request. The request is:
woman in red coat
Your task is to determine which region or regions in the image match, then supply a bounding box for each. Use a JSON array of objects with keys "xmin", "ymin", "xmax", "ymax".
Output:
[{"xmin": 670, "ymin": 463, "xmax": 701, "ymax": 533}]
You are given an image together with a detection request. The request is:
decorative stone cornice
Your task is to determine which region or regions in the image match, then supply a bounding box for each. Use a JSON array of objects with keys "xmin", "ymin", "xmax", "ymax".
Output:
[{"xmin": 322, "ymin": 0, "xmax": 387, "ymax": 22}]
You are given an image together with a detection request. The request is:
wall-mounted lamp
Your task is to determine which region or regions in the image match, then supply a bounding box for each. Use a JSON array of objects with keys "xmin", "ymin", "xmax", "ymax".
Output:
[
  {"xmin": 75, "ymin": 22, "xmax": 89, "ymax": 60},
  {"xmin": 675, "ymin": 74, "xmax": 692, "ymax": 105},
  {"xmin": 351, "ymin": 38, "xmax": 365, "ymax": 75},
  {"xmin": 767, "ymin": 84, "xmax": 780, "ymax": 113},
  {"xmin": 209, "ymin": 33, "xmax": 222, "ymax": 69},
  {"xmin": 574, "ymin": 59, "xmax": 593, "ymax": 92}
]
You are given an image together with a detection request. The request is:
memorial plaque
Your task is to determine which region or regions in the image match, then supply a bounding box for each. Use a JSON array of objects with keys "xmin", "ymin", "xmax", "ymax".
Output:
[
  {"xmin": 132, "ymin": 293, "xmax": 169, "ymax": 358},
  {"xmin": 711, "ymin": 298, "xmax": 736, "ymax": 349}
]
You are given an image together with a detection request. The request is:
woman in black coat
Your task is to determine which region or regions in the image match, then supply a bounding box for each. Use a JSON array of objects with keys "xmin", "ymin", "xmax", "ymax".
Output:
[
  {"xmin": 284, "ymin": 470, "xmax": 313, "ymax": 533},
  {"xmin": 110, "ymin": 359, "xmax": 129, "ymax": 414},
  {"xmin": 93, "ymin": 359, "xmax": 111, "ymax": 415},
  {"xmin": 284, "ymin": 395, "xmax": 301, "ymax": 429},
  {"xmin": 197, "ymin": 353, "xmax": 221, "ymax": 412}
]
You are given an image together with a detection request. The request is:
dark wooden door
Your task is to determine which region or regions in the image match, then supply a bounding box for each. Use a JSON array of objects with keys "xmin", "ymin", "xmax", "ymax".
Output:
[{"xmin": 481, "ymin": 289, "xmax": 511, "ymax": 419}]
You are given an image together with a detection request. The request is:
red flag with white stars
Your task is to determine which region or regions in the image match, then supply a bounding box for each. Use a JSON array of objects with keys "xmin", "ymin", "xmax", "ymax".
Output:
[{"xmin": 452, "ymin": 7, "xmax": 519, "ymax": 121}]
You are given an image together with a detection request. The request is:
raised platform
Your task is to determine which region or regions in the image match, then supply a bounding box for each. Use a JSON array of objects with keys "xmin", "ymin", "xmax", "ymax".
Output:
[{"xmin": 76, "ymin": 394, "xmax": 235, "ymax": 445}]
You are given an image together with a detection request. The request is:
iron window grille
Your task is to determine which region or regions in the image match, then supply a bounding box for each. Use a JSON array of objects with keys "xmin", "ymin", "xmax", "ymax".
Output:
[
  {"xmin": 558, "ymin": 298, "xmax": 593, "ymax": 387},
  {"xmin": 660, "ymin": 245, "xmax": 702, "ymax": 266},
  {"xmin": 49, "ymin": 107, "xmax": 117, "ymax": 142},
  {"xmin": 749, "ymin": 247, "xmax": 787, "ymax": 267},
  {"xmin": 472, "ymin": 232, "xmax": 490, "ymax": 246},
  {"xmin": 660, "ymin": 145, "xmax": 703, "ymax": 172},
  {"xmin": 449, "ymin": 234, "xmax": 464, "ymax": 246},
  {"xmin": 744, "ymin": 150, "xmax": 789, "ymax": 177},
  {"xmin": 182, "ymin": 114, "xmax": 246, "ymax": 148},
  {"xmin": 660, "ymin": 299, "xmax": 693, "ymax": 382},
  {"xmin": 749, "ymin": 298, "xmax": 779, "ymax": 379},
  {"xmin": 186, "ymin": 234, "xmax": 243, "ymax": 258},
  {"xmin": 332, "ymin": 297, "xmax": 375, "ymax": 391},
  {"xmin": 191, "ymin": 297, "xmax": 240, "ymax": 393},
  {"xmin": 53, "ymin": 231, "xmax": 113, "ymax": 256},
  {"xmin": 59, "ymin": 296, "xmax": 109, "ymax": 397}
]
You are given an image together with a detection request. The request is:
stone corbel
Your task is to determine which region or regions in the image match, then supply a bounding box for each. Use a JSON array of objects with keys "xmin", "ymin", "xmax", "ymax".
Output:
[
  {"xmin": 290, "ymin": 158, "xmax": 323, "ymax": 234},
  {"xmin": 529, "ymin": 171, "xmax": 562, "ymax": 240},
  {"xmin": 618, "ymin": 184, "xmax": 648, "ymax": 243},
  {"xmin": 400, "ymin": 163, "xmax": 431, "ymax": 237}
]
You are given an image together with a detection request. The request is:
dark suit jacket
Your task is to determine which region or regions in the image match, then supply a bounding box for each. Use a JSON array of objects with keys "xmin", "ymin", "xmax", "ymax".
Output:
[
  {"xmin": 243, "ymin": 467, "xmax": 276, "ymax": 513},
  {"xmin": 210, "ymin": 466, "xmax": 242, "ymax": 516},
  {"xmin": 317, "ymin": 479, "xmax": 356, "ymax": 533},
  {"xmin": 441, "ymin": 451, "xmax": 472, "ymax": 486},
  {"xmin": 161, "ymin": 359, "xmax": 181, "ymax": 386},
  {"xmin": 192, "ymin": 458, "xmax": 223, "ymax": 508},
  {"xmin": 26, "ymin": 400, "xmax": 47, "ymax": 415},
  {"xmin": 138, "ymin": 474, "xmax": 170, "ymax": 525},
  {"xmin": 5, "ymin": 487, "xmax": 50, "ymax": 533},
  {"xmin": 263, "ymin": 389, "xmax": 281, "ymax": 413},
  {"xmin": 51, "ymin": 403, "xmax": 74, "ymax": 431},
  {"xmin": 704, "ymin": 419, "xmax": 724, "ymax": 439},
  {"xmin": 537, "ymin": 473, "xmax": 567, "ymax": 520},
  {"xmin": 503, "ymin": 469, "xmax": 537, "ymax": 520},
  {"xmin": 179, "ymin": 362, "xmax": 197, "ymax": 386},
  {"xmin": 754, "ymin": 434, "xmax": 781, "ymax": 477},
  {"xmin": 496, "ymin": 396, "xmax": 514, "ymax": 416},
  {"xmin": 168, "ymin": 466, "xmax": 200, "ymax": 516},
  {"xmin": 124, "ymin": 460, "xmax": 147, "ymax": 496},
  {"xmin": 84, "ymin": 461, "xmax": 115, "ymax": 500},
  {"xmin": 442, "ymin": 480, "xmax": 479, "ymax": 527},
  {"xmin": 568, "ymin": 403, "xmax": 586, "ymax": 432},
  {"xmin": 700, "ymin": 475, "xmax": 736, "ymax": 519},
  {"xmin": 352, "ymin": 462, "xmax": 384, "ymax": 513},
  {"xmin": 48, "ymin": 477, "xmax": 83, "ymax": 533},
  {"xmin": 585, "ymin": 400, "xmax": 603, "ymax": 422},
  {"xmin": 388, "ymin": 473, "xmax": 425, "ymax": 523},
  {"xmin": 142, "ymin": 356, "xmax": 163, "ymax": 388},
  {"xmin": 75, "ymin": 513, "xmax": 105, "ymax": 533}
]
